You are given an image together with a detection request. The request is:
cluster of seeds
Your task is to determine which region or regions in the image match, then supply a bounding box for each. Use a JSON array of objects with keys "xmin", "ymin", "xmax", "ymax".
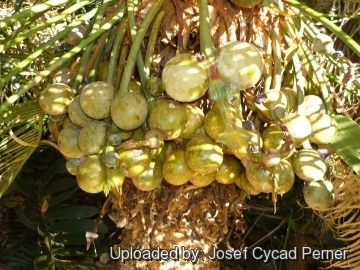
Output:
[{"xmin": 39, "ymin": 37, "xmax": 337, "ymax": 211}]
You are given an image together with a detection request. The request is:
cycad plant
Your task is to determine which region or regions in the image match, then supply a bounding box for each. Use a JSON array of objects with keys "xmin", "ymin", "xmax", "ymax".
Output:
[{"xmin": 1, "ymin": 0, "xmax": 360, "ymax": 269}]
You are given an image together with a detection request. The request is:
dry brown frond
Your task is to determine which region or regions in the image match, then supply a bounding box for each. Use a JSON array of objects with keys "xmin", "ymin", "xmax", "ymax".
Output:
[{"xmin": 314, "ymin": 157, "xmax": 360, "ymax": 269}]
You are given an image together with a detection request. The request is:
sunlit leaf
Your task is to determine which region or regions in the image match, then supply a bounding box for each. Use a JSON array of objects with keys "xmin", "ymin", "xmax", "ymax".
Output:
[
  {"xmin": 0, "ymin": 100, "xmax": 43, "ymax": 197},
  {"xmin": 330, "ymin": 115, "xmax": 360, "ymax": 175}
]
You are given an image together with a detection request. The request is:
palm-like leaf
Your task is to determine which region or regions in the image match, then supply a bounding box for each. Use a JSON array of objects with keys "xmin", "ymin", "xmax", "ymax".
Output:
[{"xmin": 0, "ymin": 100, "xmax": 43, "ymax": 196}]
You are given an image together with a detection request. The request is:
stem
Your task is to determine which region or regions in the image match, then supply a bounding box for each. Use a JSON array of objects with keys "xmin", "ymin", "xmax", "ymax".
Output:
[
  {"xmin": 89, "ymin": 32, "xmax": 111, "ymax": 82},
  {"xmin": 198, "ymin": 0, "xmax": 215, "ymax": 62},
  {"xmin": 83, "ymin": 30, "xmax": 110, "ymax": 81},
  {"xmin": 115, "ymin": 43, "xmax": 130, "ymax": 90},
  {"xmin": 72, "ymin": 8, "xmax": 103, "ymax": 91},
  {"xmin": 127, "ymin": 0, "xmax": 137, "ymax": 39},
  {"xmin": 74, "ymin": 0, "xmax": 121, "ymax": 85},
  {"xmin": 270, "ymin": 28, "xmax": 282, "ymax": 91},
  {"xmin": 281, "ymin": 15, "xmax": 308, "ymax": 115},
  {"xmin": 198, "ymin": 0, "xmax": 252, "ymax": 158},
  {"xmin": 0, "ymin": 2, "xmax": 126, "ymax": 114},
  {"xmin": 103, "ymin": 26, "xmax": 120, "ymax": 60},
  {"xmin": 127, "ymin": 0, "xmax": 150, "ymax": 96},
  {"xmin": 72, "ymin": 42, "xmax": 95, "ymax": 90},
  {"xmin": 127, "ymin": 0, "xmax": 160, "ymax": 112},
  {"xmin": 144, "ymin": 11, "xmax": 166, "ymax": 78},
  {"xmin": 197, "ymin": 0, "xmax": 230, "ymax": 106},
  {"xmin": 292, "ymin": 53, "xmax": 305, "ymax": 115},
  {"xmin": 287, "ymin": 0, "xmax": 360, "ymax": 58},
  {"xmin": 106, "ymin": 17, "xmax": 128, "ymax": 86},
  {"xmin": 173, "ymin": 0, "xmax": 185, "ymax": 53},
  {"xmin": 263, "ymin": 35, "xmax": 273, "ymax": 93},
  {"xmin": 118, "ymin": 0, "xmax": 166, "ymax": 95},
  {"xmin": 198, "ymin": 0, "xmax": 222, "ymax": 101}
]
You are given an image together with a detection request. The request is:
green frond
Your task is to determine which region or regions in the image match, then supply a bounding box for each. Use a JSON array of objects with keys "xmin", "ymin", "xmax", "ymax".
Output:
[{"xmin": 0, "ymin": 99, "xmax": 43, "ymax": 197}]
